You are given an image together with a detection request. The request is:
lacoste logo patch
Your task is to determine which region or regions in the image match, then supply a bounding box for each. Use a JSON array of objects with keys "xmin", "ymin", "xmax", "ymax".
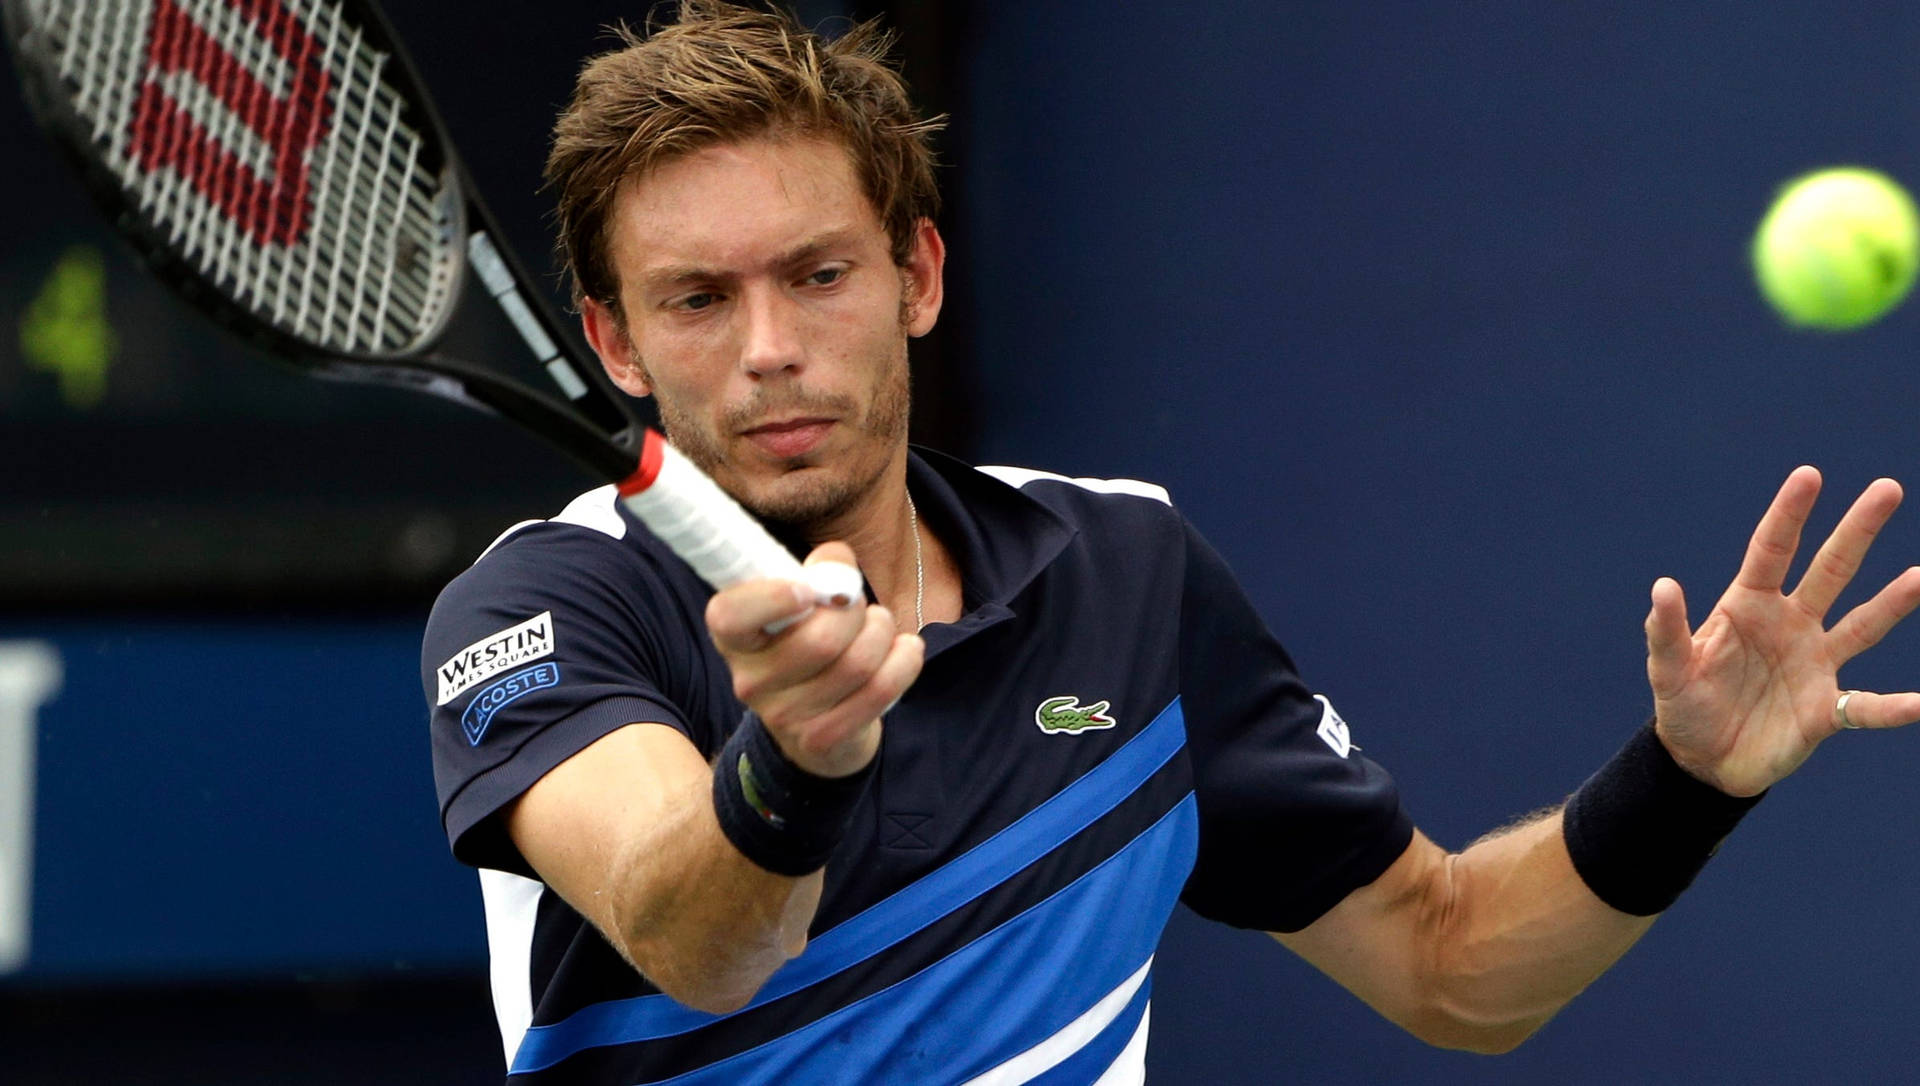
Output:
[
  {"xmin": 1035, "ymin": 695, "xmax": 1117, "ymax": 735},
  {"xmin": 1313, "ymin": 694, "xmax": 1356, "ymax": 758},
  {"xmin": 436, "ymin": 611, "xmax": 555, "ymax": 705},
  {"xmin": 461, "ymin": 663, "xmax": 560, "ymax": 746}
]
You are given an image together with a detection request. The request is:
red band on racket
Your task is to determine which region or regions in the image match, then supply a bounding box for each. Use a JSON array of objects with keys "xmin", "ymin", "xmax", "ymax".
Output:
[
  {"xmin": 618, "ymin": 430, "xmax": 667, "ymax": 496},
  {"xmin": 127, "ymin": 0, "xmax": 333, "ymax": 248}
]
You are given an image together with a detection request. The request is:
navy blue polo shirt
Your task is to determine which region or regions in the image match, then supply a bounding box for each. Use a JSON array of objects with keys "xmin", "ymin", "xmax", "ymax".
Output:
[{"xmin": 422, "ymin": 447, "xmax": 1412, "ymax": 1084}]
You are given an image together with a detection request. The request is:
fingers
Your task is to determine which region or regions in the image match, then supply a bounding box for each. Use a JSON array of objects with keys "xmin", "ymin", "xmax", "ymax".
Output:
[
  {"xmin": 704, "ymin": 541, "xmax": 924, "ymax": 777},
  {"xmin": 1830, "ymin": 689, "xmax": 1920, "ymax": 732},
  {"xmin": 1792, "ymin": 478, "xmax": 1904, "ymax": 618},
  {"xmin": 1827, "ymin": 566, "xmax": 1920, "ymax": 664},
  {"xmin": 1733, "ymin": 465, "xmax": 1822, "ymax": 593},
  {"xmin": 785, "ymin": 630, "xmax": 925, "ymax": 761},
  {"xmin": 707, "ymin": 542, "xmax": 864, "ymax": 653},
  {"xmin": 708, "ymin": 577, "xmax": 823, "ymax": 654},
  {"xmin": 1644, "ymin": 576, "xmax": 1693, "ymax": 697},
  {"xmin": 754, "ymin": 604, "xmax": 901, "ymax": 724}
]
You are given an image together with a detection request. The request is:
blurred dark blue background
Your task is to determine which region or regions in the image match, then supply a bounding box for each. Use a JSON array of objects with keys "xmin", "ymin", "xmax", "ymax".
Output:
[
  {"xmin": 6, "ymin": 1, "xmax": 1920, "ymax": 1082},
  {"xmin": 957, "ymin": 4, "xmax": 1920, "ymax": 1083}
]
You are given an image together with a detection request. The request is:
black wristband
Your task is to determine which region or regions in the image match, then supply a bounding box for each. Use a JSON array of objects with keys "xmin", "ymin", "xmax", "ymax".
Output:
[
  {"xmin": 1562, "ymin": 720, "xmax": 1765, "ymax": 916},
  {"xmin": 711, "ymin": 712, "xmax": 874, "ymax": 877}
]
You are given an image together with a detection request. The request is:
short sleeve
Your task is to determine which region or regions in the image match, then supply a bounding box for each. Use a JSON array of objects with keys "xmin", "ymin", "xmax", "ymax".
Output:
[
  {"xmin": 1177, "ymin": 523, "xmax": 1414, "ymax": 932},
  {"xmin": 421, "ymin": 521, "xmax": 724, "ymax": 875}
]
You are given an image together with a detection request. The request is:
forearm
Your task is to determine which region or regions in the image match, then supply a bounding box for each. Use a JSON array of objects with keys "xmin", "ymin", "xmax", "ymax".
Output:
[
  {"xmin": 507, "ymin": 724, "xmax": 834, "ymax": 1016},
  {"xmin": 608, "ymin": 765, "xmax": 824, "ymax": 1014},
  {"xmin": 1285, "ymin": 719, "xmax": 1765, "ymax": 1053},
  {"xmin": 1418, "ymin": 721, "xmax": 1761, "ymax": 1048},
  {"xmin": 1415, "ymin": 811, "xmax": 1653, "ymax": 1050},
  {"xmin": 517, "ymin": 556, "xmax": 911, "ymax": 1014}
]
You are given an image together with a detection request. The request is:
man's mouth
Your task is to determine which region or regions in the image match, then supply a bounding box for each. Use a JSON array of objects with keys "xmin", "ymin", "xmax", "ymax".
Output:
[{"xmin": 741, "ymin": 417, "xmax": 835, "ymax": 459}]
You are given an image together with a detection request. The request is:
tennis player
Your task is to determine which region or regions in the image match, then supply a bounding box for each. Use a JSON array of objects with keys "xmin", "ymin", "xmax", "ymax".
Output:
[{"xmin": 422, "ymin": 3, "xmax": 1920, "ymax": 1081}]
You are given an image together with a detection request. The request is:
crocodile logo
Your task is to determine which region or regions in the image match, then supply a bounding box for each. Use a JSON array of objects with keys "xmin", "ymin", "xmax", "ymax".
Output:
[{"xmin": 1035, "ymin": 695, "xmax": 1117, "ymax": 735}]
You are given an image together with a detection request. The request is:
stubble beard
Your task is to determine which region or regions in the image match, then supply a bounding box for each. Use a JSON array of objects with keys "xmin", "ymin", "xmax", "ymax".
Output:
[{"xmin": 650, "ymin": 343, "xmax": 911, "ymax": 534}]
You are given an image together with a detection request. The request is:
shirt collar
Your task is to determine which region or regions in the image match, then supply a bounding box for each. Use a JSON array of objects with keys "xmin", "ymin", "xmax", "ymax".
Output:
[
  {"xmin": 617, "ymin": 445, "xmax": 1076, "ymax": 654},
  {"xmin": 907, "ymin": 446, "xmax": 1076, "ymax": 655}
]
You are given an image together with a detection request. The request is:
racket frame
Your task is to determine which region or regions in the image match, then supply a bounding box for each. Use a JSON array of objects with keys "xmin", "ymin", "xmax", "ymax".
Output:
[{"xmin": 3, "ymin": 0, "xmax": 840, "ymax": 605}]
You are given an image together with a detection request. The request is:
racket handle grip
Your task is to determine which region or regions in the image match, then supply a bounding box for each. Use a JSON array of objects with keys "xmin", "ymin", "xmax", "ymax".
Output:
[
  {"xmin": 619, "ymin": 436, "xmax": 863, "ymax": 620},
  {"xmin": 620, "ymin": 438, "xmax": 804, "ymax": 587}
]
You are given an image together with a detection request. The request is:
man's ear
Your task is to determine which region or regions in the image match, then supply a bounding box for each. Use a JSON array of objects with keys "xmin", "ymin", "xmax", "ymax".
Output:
[
  {"xmin": 902, "ymin": 217, "xmax": 946, "ymax": 338},
  {"xmin": 580, "ymin": 296, "xmax": 652, "ymax": 398}
]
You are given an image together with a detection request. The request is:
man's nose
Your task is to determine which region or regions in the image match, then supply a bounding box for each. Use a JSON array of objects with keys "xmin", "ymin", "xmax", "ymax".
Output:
[{"xmin": 739, "ymin": 285, "xmax": 803, "ymax": 378}]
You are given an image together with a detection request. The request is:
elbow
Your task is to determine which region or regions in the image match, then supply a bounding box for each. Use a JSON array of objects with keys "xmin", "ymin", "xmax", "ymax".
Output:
[
  {"xmin": 665, "ymin": 981, "xmax": 760, "ymax": 1017},
  {"xmin": 1402, "ymin": 945, "xmax": 1552, "ymax": 1053},
  {"xmin": 1416, "ymin": 1016, "xmax": 1544, "ymax": 1056},
  {"xmin": 603, "ymin": 886, "xmax": 777, "ymax": 1015},
  {"xmin": 623, "ymin": 940, "xmax": 778, "ymax": 1015},
  {"xmin": 602, "ymin": 842, "xmax": 820, "ymax": 1016},
  {"xmin": 618, "ymin": 925, "xmax": 808, "ymax": 1016},
  {"xmin": 621, "ymin": 933, "xmax": 797, "ymax": 1016},
  {"xmin": 1397, "ymin": 851, "xmax": 1562, "ymax": 1055},
  {"xmin": 1401, "ymin": 991, "xmax": 1552, "ymax": 1055}
]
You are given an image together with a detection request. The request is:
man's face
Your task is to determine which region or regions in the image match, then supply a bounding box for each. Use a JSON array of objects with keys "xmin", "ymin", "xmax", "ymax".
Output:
[{"xmin": 584, "ymin": 136, "xmax": 942, "ymax": 531}]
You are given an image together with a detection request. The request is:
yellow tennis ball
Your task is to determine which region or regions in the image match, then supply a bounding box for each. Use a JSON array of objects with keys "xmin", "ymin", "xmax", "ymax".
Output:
[{"xmin": 1752, "ymin": 167, "xmax": 1920, "ymax": 330}]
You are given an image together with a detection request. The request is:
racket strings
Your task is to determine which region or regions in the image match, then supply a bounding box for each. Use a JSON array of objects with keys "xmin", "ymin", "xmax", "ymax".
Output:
[
  {"xmin": 34, "ymin": 0, "xmax": 457, "ymax": 355},
  {"xmin": 309, "ymin": 6, "xmax": 423, "ymax": 354}
]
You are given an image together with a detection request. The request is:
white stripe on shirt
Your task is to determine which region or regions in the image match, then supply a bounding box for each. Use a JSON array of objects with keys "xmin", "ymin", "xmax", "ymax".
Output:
[
  {"xmin": 959, "ymin": 956, "xmax": 1154, "ymax": 1085},
  {"xmin": 479, "ymin": 868, "xmax": 545, "ymax": 1067}
]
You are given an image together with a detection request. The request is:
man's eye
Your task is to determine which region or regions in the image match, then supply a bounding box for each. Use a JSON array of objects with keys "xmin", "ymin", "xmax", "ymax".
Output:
[
  {"xmin": 807, "ymin": 267, "xmax": 845, "ymax": 287},
  {"xmin": 679, "ymin": 292, "xmax": 718, "ymax": 311}
]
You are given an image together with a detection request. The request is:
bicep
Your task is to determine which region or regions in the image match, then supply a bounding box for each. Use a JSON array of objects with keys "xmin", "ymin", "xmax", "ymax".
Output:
[{"xmin": 505, "ymin": 721, "xmax": 712, "ymax": 940}]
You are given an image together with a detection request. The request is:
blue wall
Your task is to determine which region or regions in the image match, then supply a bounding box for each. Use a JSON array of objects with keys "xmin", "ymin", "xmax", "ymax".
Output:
[
  {"xmin": 956, "ymin": 2, "xmax": 1920, "ymax": 1082},
  {"xmin": 2, "ymin": 622, "xmax": 480, "ymax": 982}
]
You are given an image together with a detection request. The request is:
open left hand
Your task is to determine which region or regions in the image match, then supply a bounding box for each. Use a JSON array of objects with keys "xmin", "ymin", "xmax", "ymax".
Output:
[{"xmin": 1646, "ymin": 466, "xmax": 1920, "ymax": 796}]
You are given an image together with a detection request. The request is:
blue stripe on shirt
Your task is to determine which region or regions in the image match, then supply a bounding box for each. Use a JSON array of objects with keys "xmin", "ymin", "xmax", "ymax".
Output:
[
  {"xmin": 510, "ymin": 697, "xmax": 1189, "ymax": 1075},
  {"xmin": 1025, "ymin": 973, "xmax": 1152, "ymax": 1086},
  {"xmin": 651, "ymin": 793, "xmax": 1197, "ymax": 1085}
]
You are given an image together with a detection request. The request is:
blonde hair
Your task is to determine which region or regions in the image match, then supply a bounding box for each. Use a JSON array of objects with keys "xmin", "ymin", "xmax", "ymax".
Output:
[{"xmin": 545, "ymin": 0, "xmax": 944, "ymax": 315}]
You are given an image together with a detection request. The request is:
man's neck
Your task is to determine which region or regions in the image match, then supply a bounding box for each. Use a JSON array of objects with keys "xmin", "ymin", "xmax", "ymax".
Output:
[
  {"xmin": 797, "ymin": 449, "xmax": 953, "ymax": 632},
  {"xmin": 817, "ymin": 453, "xmax": 916, "ymax": 628}
]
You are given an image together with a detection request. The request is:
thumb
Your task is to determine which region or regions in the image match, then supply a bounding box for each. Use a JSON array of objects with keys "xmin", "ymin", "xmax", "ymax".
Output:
[
  {"xmin": 1644, "ymin": 576, "xmax": 1692, "ymax": 697},
  {"xmin": 801, "ymin": 542, "xmax": 864, "ymax": 609}
]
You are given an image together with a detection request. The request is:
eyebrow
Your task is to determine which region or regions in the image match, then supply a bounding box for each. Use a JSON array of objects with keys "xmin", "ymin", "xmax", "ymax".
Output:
[{"xmin": 639, "ymin": 228, "xmax": 859, "ymax": 290}]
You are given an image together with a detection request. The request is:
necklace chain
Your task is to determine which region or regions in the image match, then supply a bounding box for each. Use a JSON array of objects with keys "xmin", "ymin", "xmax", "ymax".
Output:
[{"xmin": 908, "ymin": 494, "xmax": 925, "ymax": 631}]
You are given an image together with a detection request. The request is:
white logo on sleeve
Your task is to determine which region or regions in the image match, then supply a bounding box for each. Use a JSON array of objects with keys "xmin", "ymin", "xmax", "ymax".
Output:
[
  {"xmin": 437, "ymin": 612, "xmax": 555, "ymax": 705},
  {"xmin": 1313, "ymin": 695, "xmax": 1356, "ymax": 758}
]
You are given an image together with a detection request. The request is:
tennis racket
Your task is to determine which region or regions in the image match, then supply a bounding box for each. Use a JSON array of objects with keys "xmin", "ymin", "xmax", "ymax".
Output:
[{"xmin": 2, "ymin": 0, "xmax": 859, "ymax": 609}]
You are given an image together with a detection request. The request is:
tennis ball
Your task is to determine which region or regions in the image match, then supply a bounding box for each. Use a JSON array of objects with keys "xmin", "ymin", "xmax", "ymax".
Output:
[{"xmin": 1752, "ymin": 167, "xmax": 1920, "ymax": 330}]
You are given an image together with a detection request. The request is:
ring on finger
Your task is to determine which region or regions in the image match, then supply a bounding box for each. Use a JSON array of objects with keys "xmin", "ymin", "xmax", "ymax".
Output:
[{"xmin": 1835, "ymin": 689, "xmax": 1865, "ymax": 731}]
